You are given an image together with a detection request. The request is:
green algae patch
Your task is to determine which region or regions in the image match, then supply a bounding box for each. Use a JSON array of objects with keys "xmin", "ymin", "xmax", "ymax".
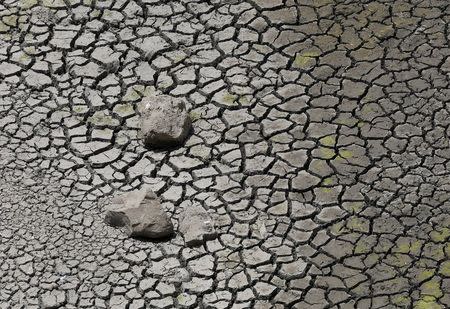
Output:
[
  {"xmin": 430, "ymin": 227, "xmax": 449, "ymax": 243},
  {"xmin": 293, "ymin": 51, "xmax": 320, "ymax": 69}
]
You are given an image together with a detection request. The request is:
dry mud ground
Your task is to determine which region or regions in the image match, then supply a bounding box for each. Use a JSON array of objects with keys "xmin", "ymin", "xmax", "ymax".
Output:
[{"xmin": 0, "ymin": 0, "xmax": 449, "ymax": 308}]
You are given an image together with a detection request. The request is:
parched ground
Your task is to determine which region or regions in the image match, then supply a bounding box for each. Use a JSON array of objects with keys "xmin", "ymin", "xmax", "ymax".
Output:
[{"xmin": 0, "ymin": 0, "xmax": 449, "ymax": 308}]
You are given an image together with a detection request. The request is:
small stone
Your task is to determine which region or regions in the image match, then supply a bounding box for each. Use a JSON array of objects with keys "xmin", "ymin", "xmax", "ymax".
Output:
[
  {"xmin": 179, "ymin": 204, "xmax": 217, "ymax": 246},
  {"xmin": 104, "ymin": 188, "xmax": 173, "ymax": 239},
  {"xmin": 140, "ymin": 94, "xmax": 191, "ymax": 148}
]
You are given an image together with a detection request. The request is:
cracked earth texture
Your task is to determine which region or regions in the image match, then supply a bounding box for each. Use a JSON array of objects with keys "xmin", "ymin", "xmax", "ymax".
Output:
[{"xmin": 0, "ymin": 0, "xmax": 449, "ymax": 308}]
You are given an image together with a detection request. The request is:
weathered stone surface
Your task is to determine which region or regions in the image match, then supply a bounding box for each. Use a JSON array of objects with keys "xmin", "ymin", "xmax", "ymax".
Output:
[
  {"xmin": 105, "ymin": 188, "xmax": 173, "ymax": 239},
  {"xmin": 140, "ymin": 95, "xmax": 191, "ymax": 148},
  {"xmin": 179, "ymin": 205, "xmax": 216, "ymax": 246}
]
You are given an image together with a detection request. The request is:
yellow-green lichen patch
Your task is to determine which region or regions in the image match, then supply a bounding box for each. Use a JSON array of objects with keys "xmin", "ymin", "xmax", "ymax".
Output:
[
  {"xmin": 123, "ymin": 85, "xmax": 154, "ymax": 102},
  {"xmin": 158, "ymin": 82, "xmax": 171, "ymax": 89},
  {"xmin": 387, "ymin": 253, "xmax": 411, "ymax": 268},
  {"xmin": 420, "ymin": 279, "xmax": 443, "ymax": 298},
  {"xmin": 393, "ymin": 17, "xmax": 417, "ymax": 28},
  {"xmin": 393, "ymin": 295, "xmax": 410, "ymax": 307},
  {"xmin": 73, "ymin": 106, "xmax": 88, "ymax": 114},
  {"xmin": 88, "ymin": 111, "xmax": 118, "ymax": 126},
  {"xmin": 322, "ymin": 177, "xmax": 333, "ymax": 186},
  {"xmin": 18, "ymin": 52, "xmax": 31, "ymax": 64},
  {"xmin": 330, "ymin": 221, "xmax": 347, "ymax": 236},
  {"xmin": 438, "ymin": 261, "xmax": 450, "ymax": 277},
  {"xmin": 338, "ymin": 149, "xmax": 353, "ymax": 159},
  {"xmin": 372, "ymin": 25, "xmax": 395, "ymax": 39},
  {"xmin": 123, "ymin": 89, "xmax": 141, "ymax": 102},
  {"xmin": 417, "ymin": 269, "xmax": 435, "ymax": 282},
  {"xmin": 320, "ymin": 187, "xmax": 332, "ymax": 194},
  {"xmin": 238, "ymin": 95, "xmax": 251, "ymax": 106},
  {"xmin": 19, "ymin": 0, "xmax": 39, "ymax": 9},
  {"xmin": 343, "ymin": 202, "xmax": 364, "ymax": 214},
  {"xmin": 414, "ymin": 296, "xmax": 443, "ymax": 309},
  {"xmin": 91, "ymin": 9, "xmax": 101, "ymax": 17},
  {"xmin": 114, "ymin": 103, "xmax": 134, "ymax": 116},
  {"xmin": 313, "ymin": 0, "xmax": 334, "ymax": 6},
  {"xmin": 319, "ymin": 147, "xmax": 336, "ymax": 159},
  {"xmin": 2, "ymin": 15, "xmax": 18, "ymax": 28},
  {"xmin": 354, "ymin": 240, "xmax": 371, "ymax": 254},
  {"xmin": 395, "ymin": 239, "xmax": 422, "ymax": 255},
  {"xmin": 0, "ymin": 22, "xmax": 9, "ymax": 32},
  {"xmin": 189, "ymin": 111, "xmax": 202, "ymax": 122},
  {"xmin": 319, "ymin": 135, "xmax": 336, "ymax": 147},
  {"xmin": 430, "ymin": 227, "xmax": 449, "ymax": 243},
  {"xmin": 293, "ymin": 51, "xmax": 320, "ymax": 69},
  {"xmin": 365, "ymin": 253, "xmax": 380, "ymax": 266},
  {"xmin": 222, "ymin": 92, "xmax": 238, "ymax": 104},
  {"xmin": 361, "ymin": 104, "xmax": 374, "ymax": 115},
  {"xmin": 42, "ymin": 0, "xmax": 66, "ymax": 8},
  {"xmin": 335, "ymin": 116, "xmax": 358, "ymax": 127},
  {"xmin": 357, "ymin": 121, "xmax": 367, "ymax": 128},
  {"xmin": 346, "ymin": 217, "xmax": 369, "ymax": 233}
]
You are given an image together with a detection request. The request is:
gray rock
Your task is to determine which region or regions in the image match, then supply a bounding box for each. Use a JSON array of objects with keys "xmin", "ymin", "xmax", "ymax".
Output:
[
  {"xmin": 140, "ymin": 95, "xmax": 191, "ymax": 148},
  {"xmin": 105, "ymin": 188, "xmax": 173, "ymax": 239},
  {"xmin": 179, "ymin": 205, "xmax": 216, "ymax": 246}
]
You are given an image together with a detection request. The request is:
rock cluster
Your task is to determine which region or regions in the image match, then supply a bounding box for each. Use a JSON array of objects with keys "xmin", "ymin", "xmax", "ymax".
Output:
[
  {"xmin": 105, "ymin": 188, "xmax": 216, "ymax": 246},
  {"xmin": 105, "ymin": 94, "xmax": 214, "ymax": 245}
]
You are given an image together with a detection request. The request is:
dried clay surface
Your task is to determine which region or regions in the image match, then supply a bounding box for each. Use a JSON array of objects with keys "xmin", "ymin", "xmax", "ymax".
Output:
[{"xmin": 0, "ymin": 0, "xmax": 449, "ymax": 308}]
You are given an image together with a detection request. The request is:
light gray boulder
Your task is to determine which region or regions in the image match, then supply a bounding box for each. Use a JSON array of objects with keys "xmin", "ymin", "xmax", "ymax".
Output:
[
  {"xmin": 105, "ymin": 188, "xmax": 173, "ymax": 239},
  {"xmin": 140, "ymin": 95, "xmax": 191, "ymax": 148},
  {"xmin": 179, "ymin": 205, "xmax": 217, "ymax": 246}
]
